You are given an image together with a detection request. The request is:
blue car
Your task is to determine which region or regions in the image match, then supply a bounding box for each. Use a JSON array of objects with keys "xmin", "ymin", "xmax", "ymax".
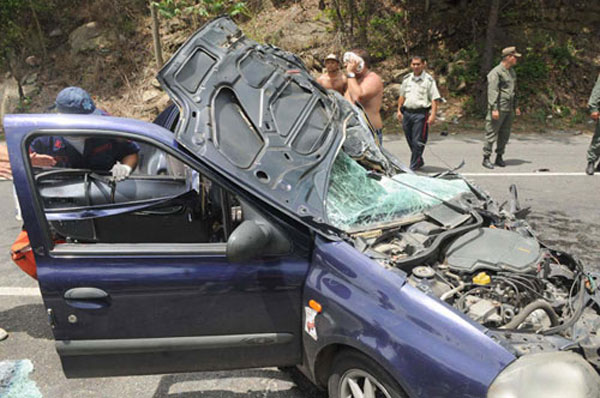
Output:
[{"xmin": 5, "ymin": 17, "xmax": 600, "ymax": 398}]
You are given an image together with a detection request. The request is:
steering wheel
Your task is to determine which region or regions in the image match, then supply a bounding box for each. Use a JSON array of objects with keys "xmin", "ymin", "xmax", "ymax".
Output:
[{"xmin": 35, "ymin": 168, "xmax": 119, "ymax": 204}]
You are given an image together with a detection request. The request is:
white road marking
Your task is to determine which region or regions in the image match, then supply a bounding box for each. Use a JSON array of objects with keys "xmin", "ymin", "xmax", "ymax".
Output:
[
  {"xmin": 460, "ymin": 172, "xmax": 590, "ymax": 177},
  {"xmin": 0, "ymin": 287, "xmax": 40, "ymax": 296}
]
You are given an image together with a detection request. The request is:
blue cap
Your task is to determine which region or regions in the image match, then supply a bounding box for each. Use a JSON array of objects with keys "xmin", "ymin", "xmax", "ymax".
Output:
[{"xmin": 53, "ymin": 86, "xmax": 103, "ymax": 115}]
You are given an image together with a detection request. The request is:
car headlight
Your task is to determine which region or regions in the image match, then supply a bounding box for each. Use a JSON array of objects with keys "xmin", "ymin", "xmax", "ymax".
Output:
[{"xmin": 488, "ymin": 352, "xmax": 600, "ymax": 398}]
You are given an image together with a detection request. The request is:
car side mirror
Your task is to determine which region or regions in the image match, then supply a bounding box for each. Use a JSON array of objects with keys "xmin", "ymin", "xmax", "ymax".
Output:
[{"xmin": 227, "ymin": 220, "xmax": 271, "ymax": 263}]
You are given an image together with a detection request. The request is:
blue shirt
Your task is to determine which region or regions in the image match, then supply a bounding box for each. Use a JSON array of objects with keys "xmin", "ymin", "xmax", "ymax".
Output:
[{"xmin": 30, "ymin": 136, "xmax": 140, "ymax": 171}]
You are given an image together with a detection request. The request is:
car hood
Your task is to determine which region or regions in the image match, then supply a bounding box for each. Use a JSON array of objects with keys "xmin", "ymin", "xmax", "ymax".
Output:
[
  {"xmin": 158, "ymin": 17, "xmax": 396, "ymax": 236},
  {"xmin": 157, "ymin": 16, "xmax": 347, "ymax": 233}
]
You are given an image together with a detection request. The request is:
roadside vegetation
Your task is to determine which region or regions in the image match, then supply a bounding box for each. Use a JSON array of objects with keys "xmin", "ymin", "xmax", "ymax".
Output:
[{"xmin": 0, "ymin": 0, "xmax": 598, "ymax": 134}]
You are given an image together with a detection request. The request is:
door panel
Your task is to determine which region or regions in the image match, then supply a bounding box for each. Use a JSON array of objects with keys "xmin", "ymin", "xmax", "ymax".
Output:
[{"xmin": 5, "ymin": 114, "xmax": 310, "ymax": 377}]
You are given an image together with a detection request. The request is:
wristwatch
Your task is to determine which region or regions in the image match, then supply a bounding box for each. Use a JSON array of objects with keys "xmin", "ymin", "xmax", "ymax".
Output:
[{"xmin": 346, "ymin": 72, "xmax": 356, "ymax": 79}]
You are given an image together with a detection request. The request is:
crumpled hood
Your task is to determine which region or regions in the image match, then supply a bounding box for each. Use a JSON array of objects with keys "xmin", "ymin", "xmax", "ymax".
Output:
[{"xmin": 157, "ymin": 16, "xmax": 391, "ymax": 234}]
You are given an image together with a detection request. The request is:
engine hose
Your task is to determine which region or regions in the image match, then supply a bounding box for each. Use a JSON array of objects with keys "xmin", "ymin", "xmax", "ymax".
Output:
[
  {"xmin": 392, "ymin": 210, "xmax": 483, "ymax": 268},
  {"xmin": 541, "ymin": 278, "xmax": 587, "ymax": 335},
  {"xmin": 501, "ymin": 299, "xmax": 560, "ymax": 330}
]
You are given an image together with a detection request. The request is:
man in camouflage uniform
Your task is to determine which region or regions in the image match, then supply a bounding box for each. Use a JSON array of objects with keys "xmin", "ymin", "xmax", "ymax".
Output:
[
  {"xmin": 482, "ymin": 46, "xmax": 522, "ymax": 169},
  {"xmin": 586, "ymin": 74, "xmax": 600, "ymax": 175}
]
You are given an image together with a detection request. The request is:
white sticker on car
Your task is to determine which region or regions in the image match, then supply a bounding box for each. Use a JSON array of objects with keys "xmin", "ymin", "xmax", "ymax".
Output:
[{"xmin": 304, "ymin": 306, "xmax": 318, "ymax": 341}]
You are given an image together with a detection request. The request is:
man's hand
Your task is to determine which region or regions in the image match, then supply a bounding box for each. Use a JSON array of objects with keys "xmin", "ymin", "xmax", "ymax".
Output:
[
  {"xmin": 346, "ymin": 59, "xmax": 359, "ymax": 75},
  {"xmin": 110, "ymin": 161, "xmax": 132, "ymax": 181},
  {"xmin": 592, "ymin": 111, "xmax": 600, "ymax": 121},
  {"xmin": 492, "ymin": 110, "xmax": 500, "ymax": 120},
  {"xmin": 427, "ymin": 114, "xmax": 436, "ymax": 124},
  {"xmin": 30, "ymin": 153, "xmax": 57, "ymax": 168},
  {"xmin": 396, "ymin": 108, "xmax": 403, "ymax": 122},
  {"xmin": 516, "ymin": 108, "xmax": 522, "ymax": 116}
]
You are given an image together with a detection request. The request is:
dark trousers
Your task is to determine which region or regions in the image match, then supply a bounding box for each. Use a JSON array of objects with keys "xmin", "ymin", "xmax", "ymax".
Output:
[{"xmin": 402, "ymin": 110, "xmax": 429, "ymax": 169}]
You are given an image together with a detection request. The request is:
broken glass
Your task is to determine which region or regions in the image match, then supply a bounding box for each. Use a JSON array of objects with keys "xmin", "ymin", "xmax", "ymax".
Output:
[
  {"xmin": 332, "ymin": 92, "xmax": 392, "ymax": 173},
  {"xmin": 326, "ymin": 152, "xmax": 471, "ymax": 230}
]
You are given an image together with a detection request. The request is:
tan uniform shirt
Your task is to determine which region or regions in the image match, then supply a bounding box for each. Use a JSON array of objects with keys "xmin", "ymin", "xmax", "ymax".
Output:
[{"xmin": 399, "ymin": 72, "xmax": 441, "ymax": 109}]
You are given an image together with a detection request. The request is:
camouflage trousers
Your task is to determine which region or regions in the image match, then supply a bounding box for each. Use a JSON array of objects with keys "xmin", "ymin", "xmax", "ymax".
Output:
[
  {"xmin": 587, "ymin": 121, "xmax": 600, "ymax": 163},
  {"xmin": 483, "ymin": 110, "xmax": 514, "ymax": 157}
]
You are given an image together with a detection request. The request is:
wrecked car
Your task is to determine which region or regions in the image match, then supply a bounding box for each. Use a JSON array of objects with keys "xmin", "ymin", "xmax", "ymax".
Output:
[{"xmin": 4, "ymin": 17, "xmax": 600, "ymax": 398}]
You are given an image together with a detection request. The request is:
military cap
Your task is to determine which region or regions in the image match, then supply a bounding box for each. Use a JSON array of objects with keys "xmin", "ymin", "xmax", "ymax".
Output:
[{"xmin": 501, "ymin": 46, "xmax": 522, "ymax": 58}]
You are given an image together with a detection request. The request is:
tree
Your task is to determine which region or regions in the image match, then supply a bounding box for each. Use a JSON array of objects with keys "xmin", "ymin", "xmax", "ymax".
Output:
[
  {"xmin": 0, "ymin": 0, "xmax": 51, "ymax": 100},
  {"xmin": 477, "ymin": 0, "xmax": 500, "ymax": 113},
  {"xmin": 150, "ymin": 1, "xmax": 165, "ymax": 68}
]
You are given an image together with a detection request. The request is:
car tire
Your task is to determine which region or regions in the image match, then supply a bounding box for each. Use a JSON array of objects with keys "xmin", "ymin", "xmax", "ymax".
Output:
[{"xmin": 327, "ymin": 350, "xmax": 407, "ymax": 398}]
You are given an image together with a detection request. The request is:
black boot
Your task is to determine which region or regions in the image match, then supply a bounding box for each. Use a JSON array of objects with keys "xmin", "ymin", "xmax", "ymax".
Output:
[
  {"xmin": 596, "ymin": 161, "xmax": 600, "ymax": 171},
  {"xmin": 482, "ymin": 156, "xmax": 494, "ymax": 169},
  {"xmin": 586, "ymin": 161, "xmax": 595, "ymax": 175},
  {"xmin": 494, "ymin": 154, "xmax": 506, "ymax": 167}
]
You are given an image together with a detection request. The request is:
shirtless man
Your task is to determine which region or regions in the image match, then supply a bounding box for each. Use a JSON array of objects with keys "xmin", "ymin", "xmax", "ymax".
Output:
[
  {"xmin": 316, "ymin": 53, "xmax": 347, "ymax": 95},
  {"xmin": 344, "ymin": 48, "xmax": 385, "ymax": 145}
]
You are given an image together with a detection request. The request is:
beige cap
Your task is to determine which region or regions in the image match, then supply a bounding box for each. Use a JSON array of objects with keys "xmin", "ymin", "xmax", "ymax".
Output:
[
  {"xmin": 502, "ymin": 46, "xmax": 522, "ymax": 57},
  {"xmin": 324, "ymin": 53, "xmax": 339, "ymax": 63}
]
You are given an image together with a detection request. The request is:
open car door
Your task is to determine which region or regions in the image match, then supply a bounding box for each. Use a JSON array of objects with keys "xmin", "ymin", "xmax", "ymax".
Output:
[{"xmin": 5, "ymin": 114, "xmax": 310, "ymax": 377}]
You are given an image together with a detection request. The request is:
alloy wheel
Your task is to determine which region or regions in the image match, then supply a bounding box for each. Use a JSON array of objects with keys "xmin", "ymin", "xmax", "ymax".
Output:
[{"xmin": 338, "ymin": 368, "xmax": 393, "ymax": 398}]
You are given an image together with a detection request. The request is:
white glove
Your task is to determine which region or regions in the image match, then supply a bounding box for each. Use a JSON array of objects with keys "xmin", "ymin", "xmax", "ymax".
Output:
[
  {"xmin": 343, "ymin": 52, "xmax": 365, "ymax": 73},
  {"xmin": 110, "ymin": 162, "xmax": 132, "ymax": 181}
]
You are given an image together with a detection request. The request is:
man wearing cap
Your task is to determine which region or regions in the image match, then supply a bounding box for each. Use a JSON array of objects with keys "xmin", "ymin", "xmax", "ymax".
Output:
[
  {"xmin": 317, "ymin": 53, "xmax": 347, "ymax": 95},
  {"xmin": 396, "ymin": 55, "xmax": 441, "ymax": 170},
  {"xmin": 585, "ymin": 74, "xmax": 600, "ymax": 175},
  {"xmin": 30, "ymin": 87, "xmax": 139, "ymax": 180},
  {"xmin": 482, "ymin": 46, "xmax": 522, "ymax": 169}
]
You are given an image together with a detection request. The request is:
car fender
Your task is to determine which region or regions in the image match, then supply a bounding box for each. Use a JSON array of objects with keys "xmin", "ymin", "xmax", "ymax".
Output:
[{"xmin": 302, "ymin": 236, "xmax": 515, "ymax": 398}]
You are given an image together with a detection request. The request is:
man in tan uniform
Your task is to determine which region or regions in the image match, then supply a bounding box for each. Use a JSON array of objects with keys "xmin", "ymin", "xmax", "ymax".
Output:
[
  {"xmin": 396, "ymin": 56, "xmax": 441, "ymax": 170},
  {"xmin": 317, "ymin": 53, "xmax": 347, "ymax": 95},
  {"xmin": 344, "ymin": 48, "xmax": 384, "ymax": 145},
  {"xmin": 483, "ymin": 46, "xmax": 522, "ymax": 169}
]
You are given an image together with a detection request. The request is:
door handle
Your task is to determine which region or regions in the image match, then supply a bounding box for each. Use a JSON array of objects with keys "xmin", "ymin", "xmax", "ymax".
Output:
[{"xmin": 64, "ymin": 287, "xmax": 110, "ymax": 309}]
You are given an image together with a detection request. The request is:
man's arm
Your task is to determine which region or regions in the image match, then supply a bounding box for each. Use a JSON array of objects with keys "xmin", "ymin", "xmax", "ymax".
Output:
[
  {"xmin": 345, "ymin": 60, "xmax": 382, "ymax": 104},
  {"xmin": 487, "ymin": 70, "xmax": 500, "ymax": 120},
  {"xmin": 428, "ymin": 79, "xmax": 441, "ymax": 124},
  {"xmin": 397, "ymin": 96, "xmax": 405, "ymax": 121},
  {"xmin": 429, "ymin": 100, "xmax": 438, "ymax": 125},
  {"xmin": 589, "ymin": 75, "xmax": 600, "ymax": 121},
  {"xmin": 347, "ymin": 74, "xmax": 383, "ymax": 104},
  {"xmin": 316, "ymin": 75, "xmax": 327, "ymax": 89},
  {"xmin": 121, "ymin": 153, "xmax": 139, "ymax": 169}
]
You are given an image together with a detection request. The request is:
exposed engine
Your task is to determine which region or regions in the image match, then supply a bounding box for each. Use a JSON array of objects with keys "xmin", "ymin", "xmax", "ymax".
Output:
[{"xmin": 357, "ymin": 202, "xmax": 600, "ymax": 369}]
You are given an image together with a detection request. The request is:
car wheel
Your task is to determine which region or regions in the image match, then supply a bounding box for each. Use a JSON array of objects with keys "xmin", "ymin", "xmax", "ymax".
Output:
[{"xmin": 327, "ymin": 350, "xmax": 407, "ymax": 398}]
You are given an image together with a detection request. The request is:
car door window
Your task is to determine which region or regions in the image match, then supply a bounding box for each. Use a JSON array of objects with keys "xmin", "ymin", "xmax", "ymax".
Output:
[{"xmin": 27, "ymin": 133, "xmax": 241, "ymax": 245}]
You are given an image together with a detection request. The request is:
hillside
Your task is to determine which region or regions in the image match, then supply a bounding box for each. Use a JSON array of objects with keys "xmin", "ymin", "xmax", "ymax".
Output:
[{"xmin": 1, "ymin": 0, "xmax": 600, "ymax": 135}]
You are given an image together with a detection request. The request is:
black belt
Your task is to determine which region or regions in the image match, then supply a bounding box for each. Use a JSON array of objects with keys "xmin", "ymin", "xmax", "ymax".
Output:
[{"xmin": 402, "ymin": 106, "xmax": 431, "ymax": 114}]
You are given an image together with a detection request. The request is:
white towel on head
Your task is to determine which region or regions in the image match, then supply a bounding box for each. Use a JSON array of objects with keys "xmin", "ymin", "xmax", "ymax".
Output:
[{"xmin": 343, "ymin": 52, "xmax": 365, "ymax": 73}]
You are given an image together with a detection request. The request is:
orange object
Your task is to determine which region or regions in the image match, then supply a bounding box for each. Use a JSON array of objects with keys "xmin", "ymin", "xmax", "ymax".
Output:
[
  {"xmin": 11, "ymin": 230, "xmax": 37, "ymax": 280},
  {"xmin": 309, "ymin": 299, "xmax": 322, "ymax": 313}
]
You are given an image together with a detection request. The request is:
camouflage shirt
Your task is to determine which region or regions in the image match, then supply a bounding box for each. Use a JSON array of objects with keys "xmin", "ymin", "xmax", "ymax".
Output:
[
  {"xmin": 588, "ymin": 74, "xmax": 600, "ymax": 113},
  {"xmin": 487, "ymin": 63, "xmax": 517, "ymax": 112}
]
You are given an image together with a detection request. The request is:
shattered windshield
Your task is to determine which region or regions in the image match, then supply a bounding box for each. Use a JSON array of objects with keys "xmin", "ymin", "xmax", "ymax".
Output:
[{"xmin": 326, "ymin": 152, "xmax": 471, "ymax": 231}]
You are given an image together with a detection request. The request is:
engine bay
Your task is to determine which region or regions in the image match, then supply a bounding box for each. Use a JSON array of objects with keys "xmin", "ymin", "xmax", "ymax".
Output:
[{"xmin": 354, "ymin": 194, "xmax": 600, "ymax": 370}]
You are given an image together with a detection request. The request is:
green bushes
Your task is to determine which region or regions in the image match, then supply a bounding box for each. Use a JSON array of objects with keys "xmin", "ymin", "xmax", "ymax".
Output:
[{"xmin": 152, "ymin": 0, "xmax": 248, "ymax": 19}]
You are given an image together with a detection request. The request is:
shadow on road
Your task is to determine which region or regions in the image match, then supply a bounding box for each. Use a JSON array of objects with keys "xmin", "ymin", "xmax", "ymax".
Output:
[
  {"xmin": 152, "ymin": 367, "xmax": 326, "ymax": 398},
  {"xmin": 0, "ymin": 303, "xmax": 53, "ymax": 340},
  {"xmin": 503, "ymin": 158, "xmax": 532, "ymax": 166}
]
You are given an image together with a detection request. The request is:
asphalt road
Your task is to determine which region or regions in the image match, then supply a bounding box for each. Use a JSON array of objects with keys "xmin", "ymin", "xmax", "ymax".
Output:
[{"xmin": 1, "ymin": 129, "xmax": 600, "ymax": 397}]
